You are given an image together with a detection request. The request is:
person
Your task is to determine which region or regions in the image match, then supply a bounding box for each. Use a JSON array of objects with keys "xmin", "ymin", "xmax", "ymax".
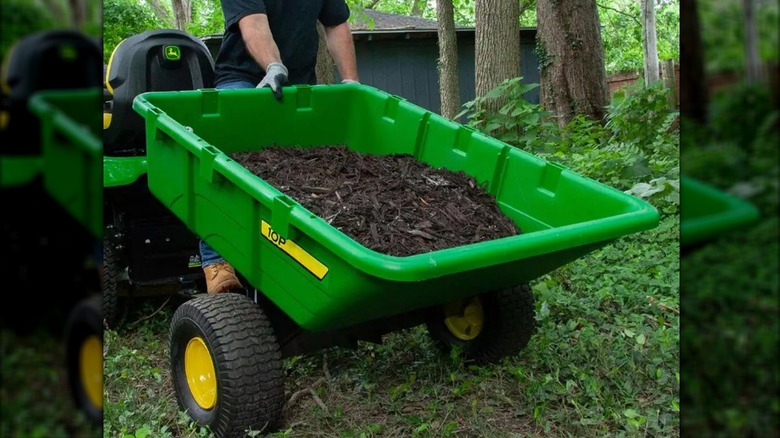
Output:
[{"xmin": 202, "ymin": 0, "xmax": 360, "ymax": 293}]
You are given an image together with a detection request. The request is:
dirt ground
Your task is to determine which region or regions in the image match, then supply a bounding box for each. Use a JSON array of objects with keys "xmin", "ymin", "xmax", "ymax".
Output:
[{"xmin": 232, "ymin": 146, "xmax": 521, "ymax": 257}]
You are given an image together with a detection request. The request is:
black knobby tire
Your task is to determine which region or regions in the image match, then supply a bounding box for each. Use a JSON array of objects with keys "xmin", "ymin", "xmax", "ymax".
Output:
[
  {"xmin": 169, "ymin": 293, "xmax": 285, "ymax": 437},
  {"xmin": 426, "ymin": 284, "xmax": 537, "ymax": 364},
  {"xmin": 102, "ymin": 232, "xmax": 126, "ymax": 328},
  {"xmin": 64, "ymin": 295, "xmax": 103, "ymax": 425}
]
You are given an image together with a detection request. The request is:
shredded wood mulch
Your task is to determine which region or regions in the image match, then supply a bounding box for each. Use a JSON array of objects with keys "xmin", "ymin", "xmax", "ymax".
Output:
[{"xmin": 231, "ymin": 146, "xmax": 521, "ymax": 257}]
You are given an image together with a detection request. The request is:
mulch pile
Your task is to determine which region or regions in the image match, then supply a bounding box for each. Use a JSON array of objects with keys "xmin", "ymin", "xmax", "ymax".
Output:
[{"xmin": 231, "ymin": 146, "xmax": 521, "ymax": 257}]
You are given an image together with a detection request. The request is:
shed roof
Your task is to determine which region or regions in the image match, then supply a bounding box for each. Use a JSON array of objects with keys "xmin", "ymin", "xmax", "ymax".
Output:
[{"xmin": 350, "ymin": 9, "xmax": 467, "ymax": 31}]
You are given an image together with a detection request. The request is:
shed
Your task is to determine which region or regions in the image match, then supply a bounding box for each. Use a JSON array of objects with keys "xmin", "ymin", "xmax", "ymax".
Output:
[{"xmin": 201, "ymin": 10, "xmax": 539, "ymax": 114}]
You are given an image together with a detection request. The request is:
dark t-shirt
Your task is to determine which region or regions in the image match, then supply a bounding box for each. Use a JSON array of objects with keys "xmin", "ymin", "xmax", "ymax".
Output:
[{"xmin": 216, "ymin": 0, "xmax": 350, "ymax": 86}]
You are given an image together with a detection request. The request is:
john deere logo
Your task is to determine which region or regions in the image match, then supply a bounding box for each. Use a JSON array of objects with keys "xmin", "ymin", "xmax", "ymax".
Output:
[
  {"xmin": 164, "ymin": 45, "xmax": 181, "ymax": 61},
  {"xmin": 60, "ymin": 45, "xmax": 77, "ymax": 61}
]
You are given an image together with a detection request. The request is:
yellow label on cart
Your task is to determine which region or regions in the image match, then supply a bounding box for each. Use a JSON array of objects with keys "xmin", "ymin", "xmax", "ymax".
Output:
[{"xmin": 261, "ymin": 220, "xmax": 328, "ymax": 280}]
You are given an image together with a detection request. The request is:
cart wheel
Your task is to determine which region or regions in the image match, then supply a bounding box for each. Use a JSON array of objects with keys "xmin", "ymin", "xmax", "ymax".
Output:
[
  {"xmin": 64, "ymin": 295, "xmax": 103, "ymax": 425},
  {"xmin": 169, "ymin": 293, "xmax": 284, "ymax": 437},
  {"xmin": 426, "ymin": 284, "xmax": 536, "ymax": 364},
  {"xmin": 102, "ymin": 233, "xmax": 127, "ymax": 328}
]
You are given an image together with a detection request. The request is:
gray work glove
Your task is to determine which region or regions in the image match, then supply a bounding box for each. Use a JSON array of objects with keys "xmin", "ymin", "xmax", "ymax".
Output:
[{"xmin": 257, "ymin": 62, "xmax": 288, "ymax": 101}]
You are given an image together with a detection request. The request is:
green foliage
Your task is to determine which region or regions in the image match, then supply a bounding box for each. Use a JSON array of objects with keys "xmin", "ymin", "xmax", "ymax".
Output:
[
  {"xmin": 461, "ymin": 77, "xmax": 680, "ymax": 215},
  {"xmin": 699, "ymin": 0, "xmax": 780, "ymax": 73},
  {"xmin": 1, "ymin": 0, "xmax": 56, "ymax": 62},
  {"xmin": 708, "ymin": 83, "xmax": 776, "ymax": 147},
  {"xmin": 355, "ymin": 0, "xmax": 438, "ymax": 21},
  {"xmin": 104, "ymin": 300, "xmax": 213, "ymax": 438},
  {"xmin": 680, "ymin": 215, "xmax": 779, "ymax": 437},
  {"xmin": 598, "ymin": 0, "xmax": 679, "ymax": 74},
  {"xmin": 1, "ymin": 328, "xmax": 99, "ymax": 437},
  {"xmin": 186, "ymin": 0, "xmax": 225, "ymax": 38},
  {"xmin": 526, "ymin": 216, "xmax": 680, "ymax": 436},
  {"xmin": 607, "ymin": 81, "xmax": 678, "ymax": 151},
  {"xmin": 457, "ymin": 77, "xmax": 557, "ymax": 149},
  {"xmin": 103, "ymin": 0, "xmax": 169, "ymax": 64}
]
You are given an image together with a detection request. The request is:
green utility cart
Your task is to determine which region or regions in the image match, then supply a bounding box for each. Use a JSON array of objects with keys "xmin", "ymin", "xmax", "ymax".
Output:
[
  {"xmin": 133, "ymin": 83, "xmax": 660, "ymax": 437},
  {"xmin": 29, "ymin": 88, "xmax": 103, "ymax": 240}
]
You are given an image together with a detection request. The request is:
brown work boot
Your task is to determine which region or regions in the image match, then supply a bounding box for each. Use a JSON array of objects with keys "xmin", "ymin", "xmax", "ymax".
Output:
[{"xmin": 204, "ymin": 262, "xmax": 242, "ymax": 294}]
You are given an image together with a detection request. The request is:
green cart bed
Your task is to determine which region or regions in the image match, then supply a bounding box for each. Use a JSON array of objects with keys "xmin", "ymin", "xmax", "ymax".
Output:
[
  {"xmin": 28, "ymin": 88, "xmax": 103, "ymax": 239},
  {"xmin": 133, "ymin": 84, "xmax": 660, "ymax": 332},
  {"xmin": 0, "ymin": 155, "xmax": 42, "ymax": 187}
]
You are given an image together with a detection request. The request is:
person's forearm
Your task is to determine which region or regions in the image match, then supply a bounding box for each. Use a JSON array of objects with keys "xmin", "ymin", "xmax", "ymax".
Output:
[
  {"xmin": 238, "ymin": 13, "xmax": 282, "ymax": 71},
  {"xmin": 324, "ymin": 22, "xmax": 358, "ymax": 82}
]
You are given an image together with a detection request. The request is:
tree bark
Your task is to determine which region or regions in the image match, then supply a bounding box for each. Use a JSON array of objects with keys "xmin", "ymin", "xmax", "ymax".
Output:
[
  {"xmin": 411, "ymin": 0, "xmax": 426, "ymax": 17},
  {"xmin": 537, "ymin": 0, "xmax": 609, "ymax": 126},
  {"xmin": 743, "ymin": 0, "xmax": 761, "ymax": 83},
  {"xmin": 475, "ymin": 0, "xmax": 520, "ymax": 114},
  {"xmin": 661, "ymin": 59, "xmax": 678, "ymax": 108},
  {"xmin": 172, "ymin": 0, "xmax": 192, "ymax": 31},
  {"xmin": 42, "ymin": 0, "xmax": 69, "ymax": 25},
  {"xmin": 641, "ymin": 0, "xmax": 660, "ymax": 84},
  {"xmin": 437, "ymin": 0, "xmax": 460, "ymax": 119},
  {"xmin": 68, "ymin": 0, "xmax": 86, "ymax": 28},
  {"xmin": 147, "ymin": 0, "xmax": 173, "ymax": 26},
  {"xmin": 680, "ymin": 0, "xmax": 708, "ymax": 123},
  {"xmin": 315, "ymin": 22, "xmax": 336, "ymax": 84}
]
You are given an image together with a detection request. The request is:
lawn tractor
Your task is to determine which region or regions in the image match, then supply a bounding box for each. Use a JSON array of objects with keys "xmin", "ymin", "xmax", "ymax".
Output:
[{"xmin": 102, "ymin": 29, "xmax": 216, "ymax": 327}]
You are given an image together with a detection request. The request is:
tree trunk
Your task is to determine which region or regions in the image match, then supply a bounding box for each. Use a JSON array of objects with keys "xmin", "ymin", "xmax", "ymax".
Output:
[
  {"xmin": 172, "ymin": 0, "xmax": 192, "ymax": 31},
  {"xmin": 661, "ymin": 59, "xmax": 678, "ymax": 108},
  {"xmin": 641, "ymin": 0, "xmax": 660, "ymax": 84},
  {"xmin": 147, "ymin": 0, "xmax": 173, "ymax": 26},
  {"xmin": 537, "ymin": 0, "xmax": 609, "ymax": 126},
  {"xmin": 315, "ymin": 22, "xmax": 336, "ymax": 84},
  {"xmin": 680, "ymin": 0, "xmax": 708, "ymax": 123},
  {"xmin": 411, "ymin": 0, "xmax": 426, "ymax": 17},
  {"xmin": 437, "ymin": 0, "xmax": 460, "ymax": 119},
  {"xmin": 42, "ymin": 0, "xmax": 69, "ymax": 25},
  {"xmin": 475, "ymin": 0, "xmax": 520, "ymax": 113},
  {"xmin": 743, "ymin": 0, "xmax": 761, "ymax": 83},
  {"xmin": 68, "ymin": 0, "xmax": 86, "ymax": 28}
]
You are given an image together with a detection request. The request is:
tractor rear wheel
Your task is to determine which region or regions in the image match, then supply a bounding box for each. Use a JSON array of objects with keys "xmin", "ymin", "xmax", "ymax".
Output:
[{"xmin": 102, "ymin": 232, "xmax": 127, "ymax": 328}]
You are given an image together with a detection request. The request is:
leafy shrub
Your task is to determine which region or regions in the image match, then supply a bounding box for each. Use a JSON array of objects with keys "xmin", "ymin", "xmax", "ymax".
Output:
[
  {"xmin": 606, "ymin": 81, "xmax": 676, "ymax": 151},
  {"xmin": 708, "ymin": 83, "xmax": 776, "ymax": 147},
  {"xmin": 461, "ymin": 78, "xmax": 680, "ymax": 215},
  {"xmin": 456, "ymin": 77, "xmax": 558, "ymax": 151}
]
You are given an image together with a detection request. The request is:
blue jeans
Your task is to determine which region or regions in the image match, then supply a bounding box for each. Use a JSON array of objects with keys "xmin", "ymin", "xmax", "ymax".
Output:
[{"xmin": 199, "ymin": 79, "xmax": 256, "ymax": 267}]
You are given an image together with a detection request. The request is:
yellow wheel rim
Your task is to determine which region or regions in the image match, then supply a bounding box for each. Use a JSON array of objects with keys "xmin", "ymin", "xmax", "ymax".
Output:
[
  {"xmin": 444, "ymin": 297, "xmax": 484, "ymax": 341},
  {"xmin": 184, "ymin": 337, "xmax": 217, "ymax": 410},
  {"xmin": 79, "ymin": 335, "xmax": 103, "ymax": 409}
]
